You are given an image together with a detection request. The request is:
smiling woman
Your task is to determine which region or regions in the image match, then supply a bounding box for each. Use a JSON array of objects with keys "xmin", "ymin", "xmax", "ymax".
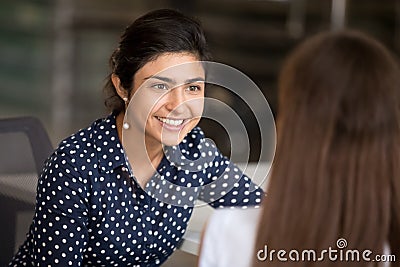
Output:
[
  {"xmin": 119, "ymin": 53, "xmax": 206, "ymax": 186},
  {"xmin": 9, "ymin": 8, "xmax": 264, "ymax": 267}
]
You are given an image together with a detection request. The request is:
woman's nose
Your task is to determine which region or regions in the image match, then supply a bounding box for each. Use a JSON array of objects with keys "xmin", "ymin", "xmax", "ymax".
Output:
[{"xmin": 164, "ymin": 87, "xmax": 187, "ymax": 114}]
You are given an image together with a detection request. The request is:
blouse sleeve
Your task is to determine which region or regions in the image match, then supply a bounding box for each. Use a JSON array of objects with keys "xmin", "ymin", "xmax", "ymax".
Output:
[
  {"xmin": 29, "ymin": 148, "xmax": 90, "ymax": 266},
  {"xmin": 198, "ymin": 148, "xmax": 264, "ymax": 208}
]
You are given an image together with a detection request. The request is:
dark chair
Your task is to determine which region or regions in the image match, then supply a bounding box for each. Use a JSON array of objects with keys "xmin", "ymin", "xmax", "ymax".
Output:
[{"xmin": 0, "ymin": 116, "xmax": 53, "ymax": 265}]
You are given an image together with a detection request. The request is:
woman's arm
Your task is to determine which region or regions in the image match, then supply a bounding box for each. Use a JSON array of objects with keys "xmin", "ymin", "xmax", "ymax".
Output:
[{"xmin": 27, "ymin": 149, "xmax": 89, "ymax": 266}]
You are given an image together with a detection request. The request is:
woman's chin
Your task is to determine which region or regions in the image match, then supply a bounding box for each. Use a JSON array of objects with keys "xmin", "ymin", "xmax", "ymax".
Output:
[
  {"xmin": 159, "ymin": 124, "xmax": 195, "ymax": 147},
  {"xmin": 161, "ymin": 137, "xmax": 185, "ymax": 147}
]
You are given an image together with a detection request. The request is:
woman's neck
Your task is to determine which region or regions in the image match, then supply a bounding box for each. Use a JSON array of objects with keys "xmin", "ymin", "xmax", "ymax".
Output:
[{"xmin": 116, "ymin": 112, "xmax": 164, "ymax": 187}]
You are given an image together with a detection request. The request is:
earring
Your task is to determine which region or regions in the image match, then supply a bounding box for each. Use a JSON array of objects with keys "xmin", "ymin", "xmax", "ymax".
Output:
[
  {"xmin": 122, "ymin": 97, "xmax": 128, "ymax": 102},
  {"xmin": 123, "ymin": 122, "xmax": 130, "ymax": 130}
]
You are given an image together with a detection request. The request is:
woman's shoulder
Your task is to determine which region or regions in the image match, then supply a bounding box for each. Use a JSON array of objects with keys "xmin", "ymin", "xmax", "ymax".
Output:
[
  {"xmin": 206, "ymin": 207, "xmax": 261, "ymax": 244},
  {"xmin": 200, "ymin": 207, "xmax": 261, "ymax": 267},
  {"xmin": 210, "ymin": 207, "xmax": 261, "ymax": 228},
  {"xmin": 56, "ymin": 114, "xmax": 117, "ymax": 155},
  {"xmin": 163, "ymin": 126, "xmax": 220, "ymax": 170},
  {"xmin": 183, "ymin": 126, "xmax": 205, "ymax": 144},
  {"xmin": 39, "ymin": 114, "xmax": 122, "ymax": 181}
]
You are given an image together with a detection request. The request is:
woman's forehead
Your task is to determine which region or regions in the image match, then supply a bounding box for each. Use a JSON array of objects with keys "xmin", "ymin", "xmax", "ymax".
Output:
[{"xmin": 136, "ymin": 53, "xmax": 205, "ymax": 81}]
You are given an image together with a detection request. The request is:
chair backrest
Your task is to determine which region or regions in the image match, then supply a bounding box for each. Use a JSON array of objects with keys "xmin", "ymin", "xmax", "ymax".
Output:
[{"xmin": 0, "ymin": 116, "xmax": 53, "ymax": 265}]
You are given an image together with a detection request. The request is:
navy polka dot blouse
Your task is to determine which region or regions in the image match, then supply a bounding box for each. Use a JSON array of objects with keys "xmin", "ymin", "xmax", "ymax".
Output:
[{"xmin": 10, "ymin": 114, "xmax": 263, "ymax": 266}]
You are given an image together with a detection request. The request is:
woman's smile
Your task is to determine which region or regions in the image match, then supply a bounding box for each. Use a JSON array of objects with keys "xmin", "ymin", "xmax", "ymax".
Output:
[{"xmin": 156, "ymin": 116, "xmax": 185, "ymax": 127}]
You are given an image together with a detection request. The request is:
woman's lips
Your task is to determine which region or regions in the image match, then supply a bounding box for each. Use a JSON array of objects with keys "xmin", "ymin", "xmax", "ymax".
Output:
[{"xmin": 156, "ymin": 116, "xmax": 189, "ymax": 131}]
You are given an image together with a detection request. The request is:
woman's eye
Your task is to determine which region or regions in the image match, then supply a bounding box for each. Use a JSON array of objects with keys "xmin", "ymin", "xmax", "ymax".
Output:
[
  {"xmin": 153, "ymin": 84, "xmax": 168, "ymax": 90},
  {"xmin": 187, "ymin": 85, "xmax": 201, "ymax": 92}
]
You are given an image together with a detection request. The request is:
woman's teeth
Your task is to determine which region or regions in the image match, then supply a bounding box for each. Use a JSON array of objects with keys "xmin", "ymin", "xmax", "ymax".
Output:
[{"xmin": 157, "ymin": 117, "xmax": 184, "ymax": 126}]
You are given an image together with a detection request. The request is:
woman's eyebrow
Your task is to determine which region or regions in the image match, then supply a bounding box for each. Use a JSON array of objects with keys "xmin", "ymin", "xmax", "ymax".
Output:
[
  {"xmin": 144, "ymin": 75, "xmax": 174, "ymax": 83},
  {"xmin": 185, "ymin": 77, "xmax": 205, "ymax": 83},
  {"xmin": 144, "ymin": 75, "xmax": 205, "ymax": 84}
]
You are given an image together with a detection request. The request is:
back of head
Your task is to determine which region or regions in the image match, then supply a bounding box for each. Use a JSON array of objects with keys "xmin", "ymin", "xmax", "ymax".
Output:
[{"xmin": 253, "ymin": 30, "xmax": 400, "ymax": 266}]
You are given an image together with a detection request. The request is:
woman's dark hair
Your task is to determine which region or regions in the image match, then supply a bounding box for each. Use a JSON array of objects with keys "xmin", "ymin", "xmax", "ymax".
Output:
[
  {"xmin": 104, "ymin": 8, "xmax": 212, "ymax": 113},
  {"xmin": 253, "ymin": 30, "xmax": 400, "ymax": 266}
]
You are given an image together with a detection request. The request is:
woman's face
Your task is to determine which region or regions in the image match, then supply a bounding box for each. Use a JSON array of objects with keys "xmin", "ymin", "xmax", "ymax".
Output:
[{"xmin": 127, "ymin": 52, "xmax": 205, "ymax": 147}]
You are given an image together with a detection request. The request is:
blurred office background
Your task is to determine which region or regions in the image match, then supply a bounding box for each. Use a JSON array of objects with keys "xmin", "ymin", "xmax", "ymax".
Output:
[{"xmin": 1, "ymin": 0, "xmax": 399, "ymax": 162}]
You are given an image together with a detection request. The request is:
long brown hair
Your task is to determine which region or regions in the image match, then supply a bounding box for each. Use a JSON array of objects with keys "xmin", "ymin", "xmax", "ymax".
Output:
[{"xmin": 253, "ymin": 30, "xmax": 400, "ymax": 266}]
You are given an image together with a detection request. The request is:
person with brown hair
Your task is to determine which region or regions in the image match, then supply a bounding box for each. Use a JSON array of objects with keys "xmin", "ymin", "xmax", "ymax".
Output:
[{"xmin": 199, "ymin": 30, "xmax": 400, "ymax": 267}]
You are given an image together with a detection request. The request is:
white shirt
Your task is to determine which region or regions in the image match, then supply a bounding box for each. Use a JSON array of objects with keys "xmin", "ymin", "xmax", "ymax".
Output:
[{"xmin": 199, "ymin": 207, "xmax": 261, "ymax": 267}]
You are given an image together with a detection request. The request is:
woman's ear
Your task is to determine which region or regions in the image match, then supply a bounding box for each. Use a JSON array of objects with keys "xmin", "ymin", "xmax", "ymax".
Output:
[{"xmin": 111, "ymin": 74, "xmax": 127, "ymax": 99}]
